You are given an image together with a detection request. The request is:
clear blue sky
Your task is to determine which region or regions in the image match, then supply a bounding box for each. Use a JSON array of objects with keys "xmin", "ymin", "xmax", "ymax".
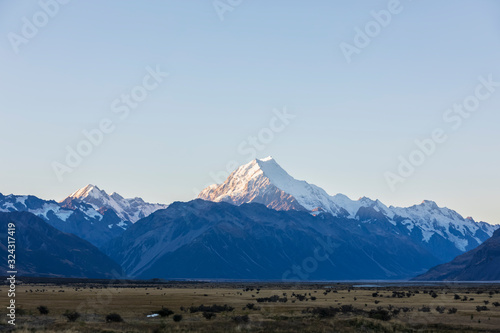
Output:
[{"xmin": 1, "ymin": 0, "xmax": 499, "ymax": 224}]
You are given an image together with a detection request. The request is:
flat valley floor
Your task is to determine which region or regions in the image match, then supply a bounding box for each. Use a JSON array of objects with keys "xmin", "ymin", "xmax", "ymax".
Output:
[{"xmin": 2, "ymin": 280, "xmax": 500, "ymax": 332}]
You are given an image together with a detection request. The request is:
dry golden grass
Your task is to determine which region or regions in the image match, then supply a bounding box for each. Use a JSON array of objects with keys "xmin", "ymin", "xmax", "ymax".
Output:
[{"xmin": 1, "ymin": 282, "xmax": 500, "ymax": 332}]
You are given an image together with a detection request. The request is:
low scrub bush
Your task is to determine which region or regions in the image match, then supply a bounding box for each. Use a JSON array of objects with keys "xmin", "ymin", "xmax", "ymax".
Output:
[
  {"xmin": 368, "ymin": 308, "xmax": 392, "ymax": 321},
  {"xmin": 202, "ymin": 312, "xmax": 216, "ymax": 320},
  {"xmin": 37, "ymin": 306, "xmax": 49, "ymax": 315},
  {"xmin": 157, "ymin": 307, "xmax": 174, "ymax": 317},
  {"xmin": 256, "ymin": 295, "xmax": 288, "ymax": 303},
  {"xmin": 232, "ymin": 314, "xmax": 249, "ymax": 324},
  {"xmin": 63, "ymin": 310, "xmax": 80, "ymax": 322},
  {"xmin": 106, "ymin": 313, "xmax": 123, "ymax": 323},
  {"xmin": 189, "ymin": 304, "xmax": 234, "ymax": 313},
  {"xmin": 302, "ymin": 306, "xmax": 338, "ymax": 318}
]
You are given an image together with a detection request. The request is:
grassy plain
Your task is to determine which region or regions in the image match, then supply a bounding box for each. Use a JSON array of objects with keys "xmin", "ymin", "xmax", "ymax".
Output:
[{"xmin": 1, "ymin": 280, "xmax": 500, "ymax": 332}]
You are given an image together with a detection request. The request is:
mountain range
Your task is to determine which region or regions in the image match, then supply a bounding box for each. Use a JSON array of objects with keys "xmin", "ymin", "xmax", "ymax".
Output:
[
  {"xmin": 61, "ymin": 184, "xmax": 168, "ymax": 223},
  {"xmin": 0, "ymin": 185, "xmax": 167, "ymax": 248},
  {"xmin": 101, "ymin": 157, "xmax": 497, "ymax": 280},
  {"xmin": 105, "ymin": 199, "xmax": 441, "ymax": 280},
  {"xmin": 199, "ymin": 157, "xmax": 497, "ymax": 260},
  {"xmin": 2, "ymin": 157, "xmax": 498, "ymax": 280}
]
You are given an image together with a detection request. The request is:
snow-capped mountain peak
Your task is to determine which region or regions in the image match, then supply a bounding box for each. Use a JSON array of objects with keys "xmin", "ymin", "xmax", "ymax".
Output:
[
  {"xmin": 199, "ymin": 157, "xmax": 498, "ymax": 253},
  {"xmin": 420, "ymin": 200, "xmax": 439, "ymax": 209},
  {"xmin": 68, "ymin": 184, "xmax": 104, "ymax": 200},
  {"xmin": 260, "ymin": 156, "xmax": 274, "ymax": 162},
  {"xmin": 199, "ymin": 157, "xmax": 349, "ymax": 215},
  {"xmin": 62, "ymin": 185, "xmax": 168, "ymax": 223}
]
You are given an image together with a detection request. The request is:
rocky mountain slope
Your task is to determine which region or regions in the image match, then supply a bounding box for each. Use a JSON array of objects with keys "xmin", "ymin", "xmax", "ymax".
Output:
[
  {"xmin": 0, "ymin": 211, "xmax": 123, "ymax": 278},
  {"xmin": 106, "ymin": 199, "xmax": 442, "ymax": 280},
  {"xmin": 414, "ymin": 228, "xmax": 500, "ymax": 281}
]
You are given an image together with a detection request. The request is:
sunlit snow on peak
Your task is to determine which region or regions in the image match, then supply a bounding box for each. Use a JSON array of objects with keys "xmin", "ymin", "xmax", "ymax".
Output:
[{"xmin": 259, "ymin": 156, "xmax": 274, "ymax": 162}]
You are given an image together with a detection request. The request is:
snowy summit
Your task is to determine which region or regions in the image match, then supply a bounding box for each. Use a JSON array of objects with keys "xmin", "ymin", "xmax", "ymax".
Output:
[{"xmin": 63, "ymin": 184, "xmax": 168, "ymax": 223}]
